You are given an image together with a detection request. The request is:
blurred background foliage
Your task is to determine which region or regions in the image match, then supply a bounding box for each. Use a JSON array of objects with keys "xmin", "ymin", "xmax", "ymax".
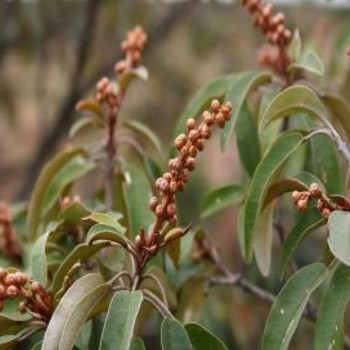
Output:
[{"xmin": 0, "ymin": 1, "xmax": 350, "ymax": 348}]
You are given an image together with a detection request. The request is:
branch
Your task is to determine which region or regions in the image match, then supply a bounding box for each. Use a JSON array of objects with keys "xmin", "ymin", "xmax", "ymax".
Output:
[{"xmin": 17, "ymin": 0, "xmax": 196, "ymax": 200}]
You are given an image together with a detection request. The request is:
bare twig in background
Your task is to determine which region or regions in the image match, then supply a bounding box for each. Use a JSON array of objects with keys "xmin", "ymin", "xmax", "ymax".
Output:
[{"xmin": 17, "ymin": 0, "xmax": 196, "ymax": 200}]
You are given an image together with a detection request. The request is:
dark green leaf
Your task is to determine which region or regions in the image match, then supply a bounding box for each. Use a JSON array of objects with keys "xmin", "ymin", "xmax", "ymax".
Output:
[
  {"xmin": 243, "ymin": 131, "xmax": 304, "ymax": 261},
  {"xmin": 328, "ymin": 211, "xmax": 350, "ymax": 266},
  {"xmin": 99, "ymin": 291, "xmax": 143, "ymax": 350},
  {"xmin": 58, "ymin": 201, "xmax": 91, "ymax": 226},
  {"xmin": 280, "ymin": 209, "xmax": 325, "ymax": 275},
  {"xmin": 315, "ymin": 264, "xmax": 350, "ymax": 350},
  {"xmin": 222, "ymin": 71, "xmax": 271, "ymax": 149},
  {"xmin": 130, "ymin": 337, "xmax": 145, "ymax": 350},
  {"xmin": 262, "ymin": 263, "xmax": 328, "ymax": 350},
  {"xmin": 200, "ymin": 185, "xmax": 245, "ymax": 219},
  {"xmin": 161, "ymin": 318, "xmax": 193, "ymax": 350},
  {"xmin": 185, "ymin": 323, "xmax": 229, "ymax": 350},
  {"xmin": 235, "ymin": 102, "xmax": 261, "ymax": 176}
]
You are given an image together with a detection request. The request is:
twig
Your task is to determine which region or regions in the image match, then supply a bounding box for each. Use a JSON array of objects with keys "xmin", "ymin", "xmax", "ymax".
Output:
[{"xmin": 142, "ymin": 289, "xmax": 174, "ymax": 320}]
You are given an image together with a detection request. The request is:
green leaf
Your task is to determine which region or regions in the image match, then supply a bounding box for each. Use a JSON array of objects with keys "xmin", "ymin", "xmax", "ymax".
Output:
[
  {"xmin": 30, "ymin": 221, "xmax": 62, "ymax": 286},
  {"xmin": 315, "ymin": 264, "xmax": 350, "ymax": 350},
  {"xmin": 85, "ymin": 212, "xmax": 123, "ymax": 226},
  {"xmin": 161, "ymin": 318, "xmax": 193, "ymax": 350},
  {"xmin": 173, "ymin": 74, "xmax": 237, "ymax": 138},
  {"xmin": 69, "ymin": 116, "xmax": 104, "ymax": 138},
  {"xmin": 42, "ymin": 274, "xmax": 106, "ymax": 350},
  {"xmin": 27, "ymin": 148, "xmax": 86, "ymax": 242},
  {"xmin": 58, "ymin": 201, "xmax": 91, "ymax": 226},
  {"xmin": 75, "ymin": 320, "xmax": 92, "ymax": 350},
  {"xmin": 322, "ymin": 93, "xmax": 350, "ymax": 144},
  {"xmin": 99, "ymin": 291, "xmax": 143, "ymax": 350},
  {"xmin": 59, "ymin": 283, "xmax": 111, "ymax": 350},
  {"xmin": 294, "ymin": 171, "xmax": 325, "ymax": 191},
  {"xmin": 200, "ymin": 185, "xmax": 245, "ymax": 219},
  {"xmin": 222, "ymin": 71, "xmax": 271, "ymax": 149},
  {"xmin": 185, "ymin": 323, "xmax": 229, "ymax": 350},
  {"xmin": 123, "ymin": 162, "xmax": 154, "ymax": 237},
  {"xmin": 262, "ymin": 178, "xmax": 308, "ymax": 211},
  {"xmin": 262, "ymin": 263, "xmax": 328, "ymax": 350},
  {"xmin": 42, "ymin": 157, "xmax": 95, "ymax": 217},
  {"xmin": 118, "ymin": 66, "xmax": 148, "ymax": 91},
  {"xmin": 289, "ymin": 49, "xmax": 325, "ymax": 76},
  {"xmin": 280, "ymin": 209, "xmax": 325, "ymax": 275},
  {"xmin": 86, "ymin": 223, "xmax": 128, "ymax": 246},
  {"xmin": 123, "ymin": 119, "xmax": 164, "ymax": 159},
  {"xmin": 243, "ymin": 131, "xmax": 304, "ymax": 261},
  {"xmin": 51, "ymin": 242, "xmax": 110, "ymax": 295},
  {"xmin": 288, "ymin": 29, "xmax": 302, "ymax": 61},
  {"xmin": 259, "ymin": 85, "xmax": 328, "ymax": 131},
  {"xmin": 310, "ymin": 134, "xmax": 344, "ymax": 194},
  {"xmin": 235, "ymin": 101, "xmax": 261, "ymax": 176},
  {"xmin": 130, "ymin": 337, "xmax": 146, "ymax": 350},
  {"xmin": 253, "ymin": 206, "xmax": 274, "ymax": 277},
  {"xmin": 328, "ymin": 211, "xmax": 350, "ymax": 267}
]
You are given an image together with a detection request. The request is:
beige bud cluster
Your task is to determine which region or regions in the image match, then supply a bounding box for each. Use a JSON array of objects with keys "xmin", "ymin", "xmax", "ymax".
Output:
[
  {"xmin": 292, "ymin": 183, "xmax": 337, "ymax": 219},
  {"xmin": 0, "ymin": 202, "xmax": 22, "ymax": 262},
  {"xmin": 242, "ymin": 0, "xmax": 291, "ymax": 47},
  {"xmin": 95, "ymin": 77, "xmax": 121, "ymax": 118},
  {"xmin": 148, "ymin": 100, "xmax": 232, "ymax": 227},
  {"xmin": 0, "ymin": 268, "xmax": 52, "ymax": 321},
  {"xmin": 115, "ymin": 26, "xmax": 148, "ymax": 75}
]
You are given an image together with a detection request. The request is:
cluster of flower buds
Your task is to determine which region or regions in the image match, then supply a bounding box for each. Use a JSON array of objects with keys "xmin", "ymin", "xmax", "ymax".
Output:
[
  {"xmin": 0, "ymin": 202, "xmax": 22, "ymax": 262},
  {"xmin": 242, "ymin": 0, "xmax": 292, "ymax": 48},
  {"xmin": 115, "ymin": 26, "xmax": 148, "ymax": 75},
  {"xmin": 292, "ymin": 183, "xmax": 342, "ymax": 219},
  {"xmin": 0, "ymin": 268, "xmax": 52, "ymax": 321},
  {"xmin": 95, "ymin": 77, "xmax": 121, "ymax": 119},
  {"xmin": 148, "ymin": 100, "xmax": 232, "ymax": 228}
]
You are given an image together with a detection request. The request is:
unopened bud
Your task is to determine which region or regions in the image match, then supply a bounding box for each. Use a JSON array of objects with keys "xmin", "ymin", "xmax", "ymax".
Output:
[
  {"xmin": 309, "ymin": 183, "xmax": 322, "ymax": 198},
  {"xmin": 211, "ymin": 99, "xmax": 220, "ymax": 112},
  {"xmin": 18, "ymin": 301, "xmax": 27, "ymax": 314},
  {"xmin": 186, "ymin": 157, "xmax": 196, "ymax": 171},
  {"xmin": 297, "ymin": 199, "xmax": 307, "ymax": 212},
  {"xmin": 292, "ymin": 191, "xmax": 301, "ymax": 203},
  {"xmin": 6, "ymin": 285, "xmax": 18, "ymax": 298},
  {"xmin": 186, "ymin": 118, "xmax": 196, "ymax": 131},
  {"xmin": 322, "ymin": 208, "xmax": 331, "ymax": 219},
  {"xmin": 149, "ymin": 197, "xmax": 158, "ymax": 211}
]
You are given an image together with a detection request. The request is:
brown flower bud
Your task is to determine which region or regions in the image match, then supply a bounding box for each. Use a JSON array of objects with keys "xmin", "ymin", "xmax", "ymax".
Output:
[
  {"xmin": 309, "ymin": 183, "xmax": 322, "ymax": 198},
  {"xmin": 203, "ymin": 111, "xmax": 214, "ymax": 126},
  {"xmin": 155, "ymin": 205, "xmax": 165, "ymax": 218},
  {"xmin": 292, "ymin": 191, "xmax": 301, "ymax": 203},
  {"xmin": 186, "ymin": 157, "xmax": 196, "ymax": 171},
  {"xmin": 211, "ymin": 99, "xmax": 220, "ymax": 112},
  {"xmin": 169, "ymin": 215, "xmax": 177, "ymax": 226},
  {"xmin": 174, "ymin": 134, "xmax": 187, "ymax": 150},
  {"xmin": 201, "ymin": 125, "xmax": 211, "ymax": 139},
  {"xmin": 297, "ymin": 199, "xmax": 307, "ymax": 212},
  {"xmin": 195, "ymin": 139, "xmax": 204, "ymax": 151},
  {"xmin": 188, "ymin": 129, "xmax": 199, "ymax": 141},
  {"xmin": 215, "ymin": 112, "xmax": 226, "ymax": 128},
  {"xmin": 149, "ymin": 197, "xmax": 159, "ymax": 211},
  {"xmin": 0, "ymin": 268, "xmax": 7, "ymax": 280},
  {"xmin": 322, "ymin": 208, "xmax": 331, "ymax": 219},
  {"xmin": 169, "ymin": 181, "xmax": 178, "ymax": 194},
  {"xmin": 6, "ymin": 285, "xmax": 18, "ymax": 298},
  {"xmin": 159, "ymin": 180, "xmax": 170, "ymax": 193},
  {"xmin": 31, "ymin": 281, "xmax": 41, "ymax": 294},
  {"xmin": 0, "ymin": 285, "xmax": 6, "ymax": 299},
  {"xmin": 163, "ymin": 173, "xmax": 172, "ymax": 182},
  {"xmin": 4, "ymin": 274, "xmax": 15, "ymax": 286},
  {"xmin": 186, "ymin": 118, "xmax": 196, "ymax": 131},
  {"xmin": 167, "ymin": 203, "xmax": 177, "ymax": 216},
  {"xmin": 189, "ymin": 146, "xmax": 197, "ymax": 157}
]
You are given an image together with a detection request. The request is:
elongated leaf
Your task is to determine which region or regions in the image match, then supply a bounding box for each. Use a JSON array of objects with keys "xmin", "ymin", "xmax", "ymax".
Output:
[
  {"xmin": 200, "ymin": 185, "xmax": 245, "ymax": 219},
  {"xmin": 123, "ymin": 119, "xmax": 163, "ymax": 158},
  {"xmin": 161, "ymin": 318, "xmax": 193, "ymax": 350},
  {"xmin": 253, "ymin": 206, "xmax": 274, "ymax": 277},
  {"xmin": 51, "ymin": 242, "xmax": 110, "ymax": 295},
  {"xmin": 27, "ymin": 148, "xmax": 86, "ymax": 242},
  {"xmin": 75, "ymin": 320, "xmax": 92, "ymax": 350},
  {"xmin": 222, "ymin": 71, "xmax": 271, "ymax": 149},
  {"xmin": 123, "ymin": 162, "xmax": 154, "ymax": 237},
  {"xmin": 173, "ymin": 74, "xmax": 237, "ymax": 138},
  {"xmin": 42, "ymin": 274, "xmax": 106, "ymax": 350},
  {"xmin": 289, "ymin": 49, "xmax": 324, "ymax": 76},
  {"xmin": 58, "ymin": 201, "xmax": 91, "ymax": 225},
  {"xmin": 294, "ymin": 171, "xmax": 325, "ymax": 191},
  {"xmin": 59, "ymin": 283, "xmax": 111, "ymax": 350},
  {"xmin": 30, "ymin": 221, "xmax": 62, "ymax": 286},
  {"xmin": 42, "ymin": 157, "xmax": 95, "ymax": 216},
  {"xmin": 262, "ymin": 263, "xmax": 328, "ymax": 350},
  {"xmin": 185, "ymin": 323, "xmax": 229, "ymax": 350},
  {"xmin": 69, "ymin": 116, "xmax": 104, "ymax": 138},
  {"xmin": 288, "ymin": 29, "xmax": 302, "ymax": 61},
  {"xmin": 118, "ymin": 66, "xmax": 148, "ymax": 91},
  {"xmin": 86, "ymin": 223, "xmax": 128, "ymax": 246},
  {"xmin": 328, "ymin": 211, "xmax": 350, "ymax": 267},
  {"xmin": 310, "ymin": 134, "xmax": 343, "ymax": 194},
  {"xmin": 85, "ymin": 212, "xmax": 123, "ymax": 226},
  {"xmin": 130, "ymin": 338, "xmax": 145, "ymax": 350},
  {"xmin": 280, "ymin": 209, "xmax": 325, "ymax": 275},
  {"xmin": 262, "ymin": 178, "xmax": 308, "ymax": 211},
  {"xmin": 244, "ymin": 131, "xmax": 304, "ymax": 261},
  {"xmin": 315, "ymin": 264, "xmax": 350, "ymax": 350},
  {"xmin": 259, "ymin": 85, "xmax": 328, "ymax": 131},
  {"xmin": 99, "ymin": 291, "xmax": 143, "ymax": 350},
  {"xmin": 322, "ymin": 94, "xmax": 350, "ymax": 144},
  {"xmin": 235, "ymin": 101, "xmax": 261, "ymax": 176}
]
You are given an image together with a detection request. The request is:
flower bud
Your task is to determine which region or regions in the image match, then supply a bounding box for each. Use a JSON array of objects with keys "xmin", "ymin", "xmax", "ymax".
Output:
[
  {"xmin": 6, "ymin": 285, "xmax": 18, "ymax": 298},
  {"xmin": 309, "ymin": 183, "xmax": 322, "ymax": 198},
  {"xmin": 155, "ymin": 205, "xmax": 165, "ymax": 218},
  {"xmin": 322, "ymin": 208, "xmax": 331, "ymax": 219},
  {"xmin": 167, "ymin": 203, "xmax": 177, "ymax": 216},
  {"xmin": 186, "ymin": 118, "xmax": 196, "ymax": 131},
  {"xmin": 189, "ymin": 146, "xmax": 197, "ymax": 157},
  {"xmin": 0, "ymin": 268, "xmax": 7, "ymax": 280},
  {"xmin": 4, "ymin": 274, "xmax": 15, "ymax": 286},
  {"xmin": 292, "ymin": 191, "xmax": 301, "ymax": 203},
  {"xmin": 149, "ymin": 197, "xmax": 158, "ymax": 211},
  {"xmin": 297, "ymin": 199, "xmax": 307, "ymax": 212},
  {"xmin": 174, "ymin": 134, "xmax": 187, "ymax": 150},
  {"xmin": 211, "ymin": 99, "xmax": 220, "ymax": 112},
  {"xmin": 203, "ymin": 111, "xmax": 214, "ymax": 126},
  {"xmin": 186, "ymin": 157, "xmax": 196, "ymax": 171}
]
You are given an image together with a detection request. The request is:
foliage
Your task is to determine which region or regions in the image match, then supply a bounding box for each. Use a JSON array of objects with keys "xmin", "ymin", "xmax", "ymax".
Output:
[{"xmin": 1, "ymin": 1, "xmax": 350, "ymax": 349}]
